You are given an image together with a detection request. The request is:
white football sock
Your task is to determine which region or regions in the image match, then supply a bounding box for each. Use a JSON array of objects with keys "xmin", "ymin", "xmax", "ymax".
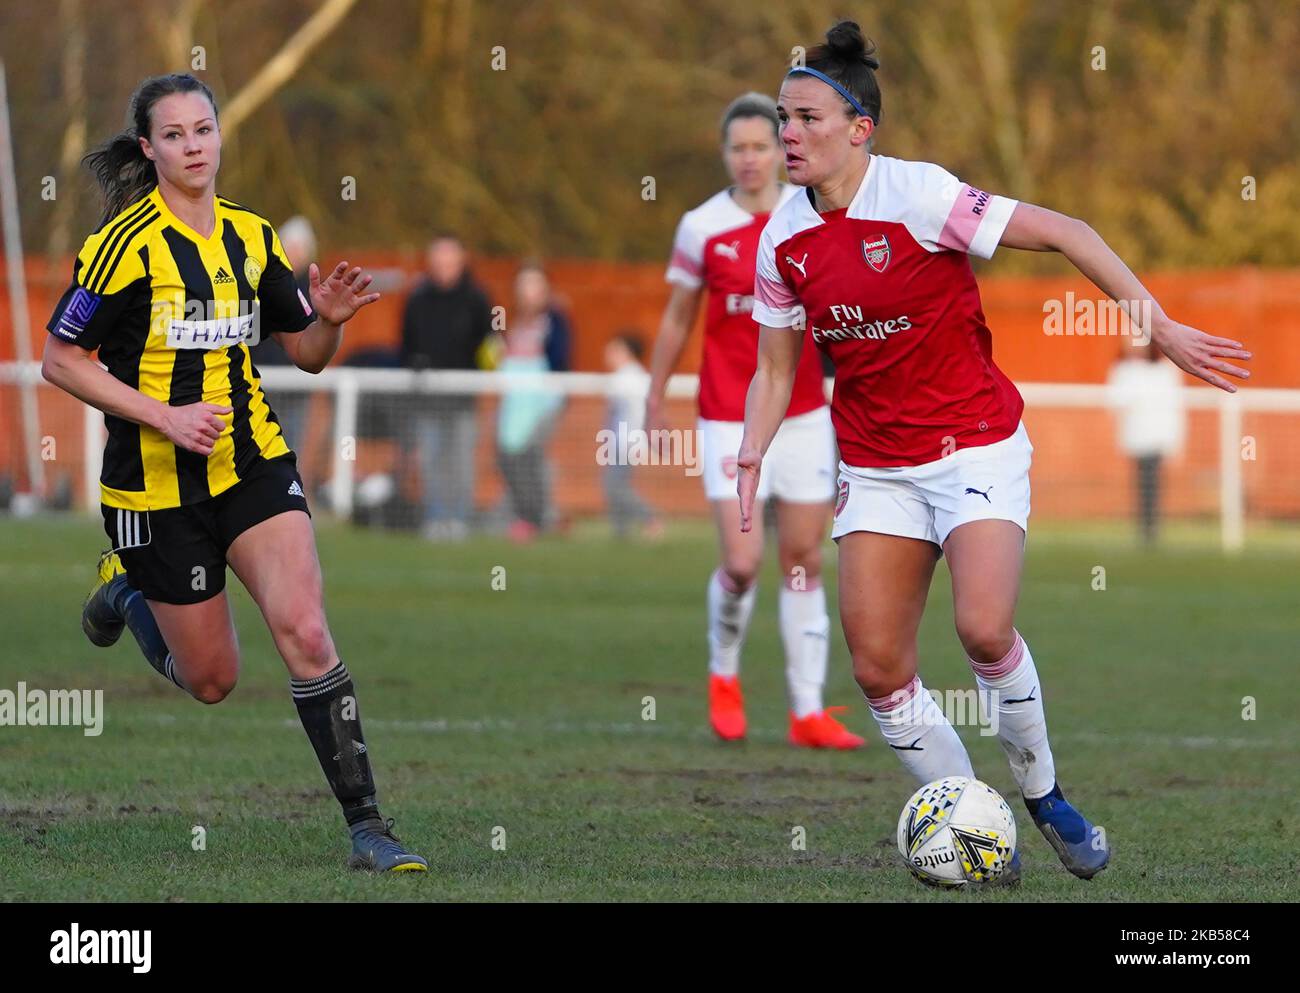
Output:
[
  {"xmin": 867, "ymin": 676, "xmax": 975, "ymax": 785},
  {"xmin": 969, "ymin": 630, "xmax": 1056, "ymax": 800},
  {"xmin": 778, "ymin": 580, "xmax": 828, "ymax": 718},
  {"xmin": 707, "ymin": 568, "xmax": 757, "ymax": 678}
]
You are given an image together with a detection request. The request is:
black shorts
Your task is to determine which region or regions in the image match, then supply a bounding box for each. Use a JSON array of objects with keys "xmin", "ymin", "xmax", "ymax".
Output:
[{"xmin": 101, "ymin": 454, "xmax": 311, "ymax": 605}]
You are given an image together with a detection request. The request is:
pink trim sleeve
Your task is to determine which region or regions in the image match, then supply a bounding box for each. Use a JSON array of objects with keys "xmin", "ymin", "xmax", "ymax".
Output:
[
  {"xmin": 752, "ymin": 272, "xmax": 802, "ymax": 328},
  {"xmin": 755, "ymin": 272, "xmax": 796, "ymax": 311},
  {"xmin": 668, "ymin": 247, "xmax": 701, "ymax": 280},
  {"xmin": 938, "ymin": 184, "xmax": 993, "ymax": 252},
  {"xmin": 937, "ymin": 184, "xmax": 1017, "ymax": 259}
]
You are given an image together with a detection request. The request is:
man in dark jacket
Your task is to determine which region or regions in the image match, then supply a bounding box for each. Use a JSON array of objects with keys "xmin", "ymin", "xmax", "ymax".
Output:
[{"xmin": 399, "ymin": 234, "xmax": 493, "ymax": 539}]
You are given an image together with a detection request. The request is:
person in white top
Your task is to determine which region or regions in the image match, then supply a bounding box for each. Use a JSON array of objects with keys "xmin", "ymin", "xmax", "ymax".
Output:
[
  {"xmin": 603, "ymin": 332, "xmax": 661, "ymax": 539},
  {"xmin": 1107, "ymin": 344, "xmax": 1187, "ymax": 544}
]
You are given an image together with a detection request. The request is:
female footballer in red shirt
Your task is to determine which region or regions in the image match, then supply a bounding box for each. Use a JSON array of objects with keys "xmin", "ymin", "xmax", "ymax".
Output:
[
  {"xmin": 739, "ymin": 22, "xmax": 1250, "ymax": 880},
  {"xmin": 648, "ymin": 92, "xmax": 863, "ymax": 749}
]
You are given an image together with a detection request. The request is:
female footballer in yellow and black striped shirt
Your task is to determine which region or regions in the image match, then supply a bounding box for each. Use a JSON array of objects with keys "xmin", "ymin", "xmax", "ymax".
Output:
[
  {"xmin": 43, "ymin": 73, "xmax": 425, "ymax": 873},
  {"xmin": 51, "ymin": 187, "xmax": 305, "ymax": 509}
]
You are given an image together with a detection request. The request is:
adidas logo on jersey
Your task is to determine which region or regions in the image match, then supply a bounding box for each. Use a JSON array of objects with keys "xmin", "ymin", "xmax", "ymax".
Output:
[
  {"xmin": 287, "ymin": 481, "xmax": 305, "ymax": 498},
  {"xmin": 213, "ymin": 266, "xmax": 236, "ymax": 285}
]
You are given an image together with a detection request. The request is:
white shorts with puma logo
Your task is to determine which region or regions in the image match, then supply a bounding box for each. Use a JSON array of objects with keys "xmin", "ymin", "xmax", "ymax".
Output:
[{"xmin": 831, "ymin": 421, "xmax": 1032, "ymax": 550}]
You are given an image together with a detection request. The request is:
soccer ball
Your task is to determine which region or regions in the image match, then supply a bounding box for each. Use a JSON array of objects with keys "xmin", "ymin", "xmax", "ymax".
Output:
[{"xmin": 897, "ymin": 776, "xmax": 1016, "ymax": 887}]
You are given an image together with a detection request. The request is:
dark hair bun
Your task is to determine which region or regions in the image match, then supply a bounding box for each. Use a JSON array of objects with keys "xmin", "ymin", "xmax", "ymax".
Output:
[{"xmin": 825, "ymin": 20, "xmax": 879, "ymax": 71}]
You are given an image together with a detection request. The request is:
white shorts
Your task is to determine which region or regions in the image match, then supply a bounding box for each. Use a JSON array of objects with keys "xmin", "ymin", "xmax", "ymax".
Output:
[
  {"xmin": 831, "ymin": 421, "xmax": 1033, "ymax": 548},
  {"xmin": 698, "ymin": 405, "xmax": 836, "ymax": 504}
]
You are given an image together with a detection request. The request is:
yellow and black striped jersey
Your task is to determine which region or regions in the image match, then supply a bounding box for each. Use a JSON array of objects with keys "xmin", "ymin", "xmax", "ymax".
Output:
[{"xmin": 46, "ymin": 186, "xmax": 317, "ymax": 511}]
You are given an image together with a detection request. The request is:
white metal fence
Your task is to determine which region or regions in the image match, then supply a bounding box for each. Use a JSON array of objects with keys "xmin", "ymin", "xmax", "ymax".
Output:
[{"xmin": 2, "ymin": 360, "xmax": 1297, "ymax": 551}]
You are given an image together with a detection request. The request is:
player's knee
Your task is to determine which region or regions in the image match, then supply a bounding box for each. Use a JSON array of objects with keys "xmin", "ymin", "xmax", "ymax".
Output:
[
  {"xmin": 175, "ymin": 644, "xmax": 239, "ymax": 704},
  {"xmin": 281, "ymin": 614, "xmax": 333, "ymax": 667},
  {"xmin": 850, "ymin": 643, "xmax": 913, "ymax": 699},
  {"xmin": 778, "ymin": 546, "xmax": 821, "ymax": 584},
  {"xmin": 955, "ymin": 617, "xmax": 1015, "ymax": 664},
  {"xmin": 190, "ymin": 672, "xmax": 237, "ymax": 705},
  {"xmin": 719, "ymin": 559, "xmax": 760, "ymax": 591}
]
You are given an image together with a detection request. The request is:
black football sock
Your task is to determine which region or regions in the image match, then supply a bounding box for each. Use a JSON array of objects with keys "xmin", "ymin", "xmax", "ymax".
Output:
[
  {"xmin": 290, "ymin": 661, "xmax": 381, "ymax": 829},
  {"xmin": 112, "ymin": 582, "xmax": 183, "ymax": 689}
]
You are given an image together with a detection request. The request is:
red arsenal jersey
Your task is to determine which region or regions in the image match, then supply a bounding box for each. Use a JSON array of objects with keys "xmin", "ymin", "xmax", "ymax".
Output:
[
  {"xmin": 752, "ymin": 155, "xmax": 1023, "ymax": 467},
  {"xmin": 666, "ymin": 185, "xmax": 827, "ymax": 421}
]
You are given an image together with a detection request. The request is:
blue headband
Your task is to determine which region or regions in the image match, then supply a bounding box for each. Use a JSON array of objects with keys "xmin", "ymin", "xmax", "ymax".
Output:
[{"xmin": 786, "ymin": 66, "xmax": 874, "ymax": 122}]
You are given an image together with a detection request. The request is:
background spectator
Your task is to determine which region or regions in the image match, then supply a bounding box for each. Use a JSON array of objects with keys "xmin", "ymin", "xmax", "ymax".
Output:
[
  {"xmin": 496, "ymin": 261, "xmax": 571, "ymax": 542},
  {"xmin": 1107, "ymin": 342, "xmax": 1187, "ymax": 545},
  {"xmin": 602, "ymin": 331, "xmax": 661, "ymax": 539},
  {"xmin": 399, "ymin": 234, "xmax": 494, "ymax": 541}
]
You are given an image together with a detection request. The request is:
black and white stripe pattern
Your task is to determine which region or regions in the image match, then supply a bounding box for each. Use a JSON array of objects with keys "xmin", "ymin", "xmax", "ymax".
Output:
[
  {"xmin": 162, "ymin": 653, "xmax": 183, "ymax": 689},
  {"xmin": 113, "ymin": 508, "xmax": 150, "ymax": 549},
  {"xmin": 290, "ymin": 661, "xmax": 351, "ymax": 701}
]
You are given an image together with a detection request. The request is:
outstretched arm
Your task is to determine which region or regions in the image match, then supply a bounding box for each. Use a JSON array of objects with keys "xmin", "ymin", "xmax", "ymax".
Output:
[{"xmin": 1000, "ymin": 203, "xmax": 1251, "ymax": 392}]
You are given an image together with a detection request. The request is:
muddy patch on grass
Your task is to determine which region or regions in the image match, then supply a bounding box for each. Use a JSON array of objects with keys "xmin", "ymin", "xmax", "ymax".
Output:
[
  {"xmin": 2, "ymin": 805, "xmax": 71, "ymax": 847},
  {"xmin": 2, "ymin": 799, "xmax": 178, "ymax": 847},
  {"xmin": 194, "ymin": 784, "xmax": 326, "ymax": 821}
]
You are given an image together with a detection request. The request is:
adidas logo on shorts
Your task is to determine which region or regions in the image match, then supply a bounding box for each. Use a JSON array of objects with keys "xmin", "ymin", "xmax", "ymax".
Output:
[
  {"xmin": 213, "ymin": 266, "xmax": 236, "ymax": 285},
  {"xmin": 287, "ymin": 481, "xmax": 305, "ymax": 498}
]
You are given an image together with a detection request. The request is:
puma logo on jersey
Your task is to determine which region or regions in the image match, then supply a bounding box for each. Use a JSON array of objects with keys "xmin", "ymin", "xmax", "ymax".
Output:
[
  {"xmin": 713, "ymin": 240, "xmax": 741, "ymax": 262},
  {"xmin": 213, "ymin": 266, "xmax": 236, "ymax": 285},
  {"xmin": 964, "ymin": 485, "xmax": 993, "ymax": 503},
  {"xmin": 288, "ymin": 481, "xmax": 305, "ymax": 498},
  {"xmin": 785, "ymin": 253, "xmax": 809, "ymax": 278}
]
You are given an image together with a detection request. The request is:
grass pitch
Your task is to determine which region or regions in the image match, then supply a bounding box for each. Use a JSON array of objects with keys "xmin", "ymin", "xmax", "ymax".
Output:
[{"xmin": 1, "ymin": 515, "xmax": 1296, "ymax": 902}]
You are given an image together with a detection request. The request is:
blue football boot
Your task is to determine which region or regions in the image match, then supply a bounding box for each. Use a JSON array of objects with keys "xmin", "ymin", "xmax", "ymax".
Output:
[{"xmin": 1026, "ymin": 783, "xmax": 1110, "ymax": 879}]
